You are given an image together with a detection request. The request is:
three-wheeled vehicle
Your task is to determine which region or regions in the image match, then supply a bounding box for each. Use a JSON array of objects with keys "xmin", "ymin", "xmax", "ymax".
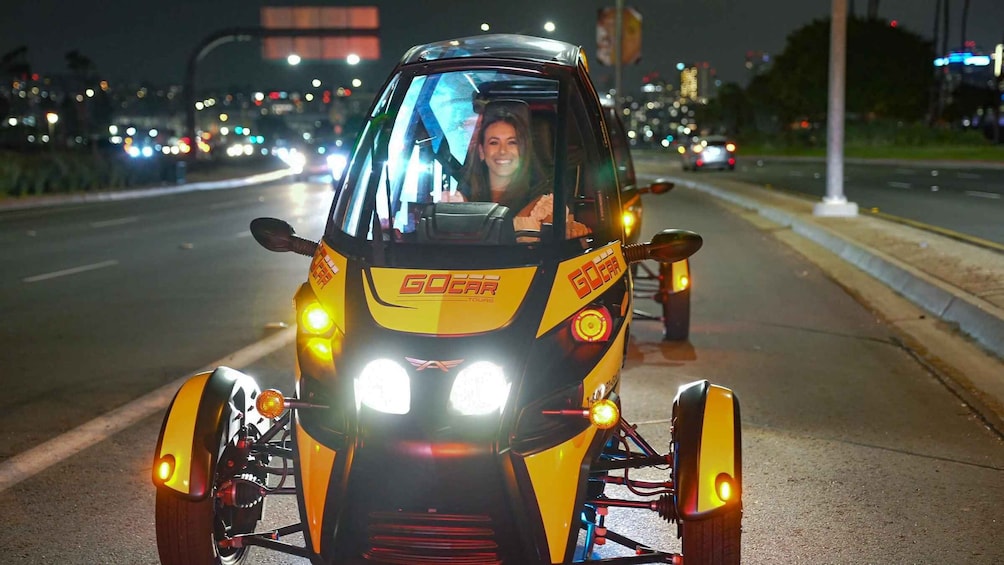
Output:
[{"xmin": 152, "ymin": 34, "xmax": 741, "ymax": 565}]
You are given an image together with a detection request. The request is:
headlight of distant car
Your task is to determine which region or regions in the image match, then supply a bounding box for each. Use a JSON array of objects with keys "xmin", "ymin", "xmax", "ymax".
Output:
[
  {"xmin": 326, "ymin": 152, "xmax": 348, "ymax": 179},
  {"xmin": 450, "ymin": 361, "xmax": 510, "ymax": 415},
  {"xmin": 355, "ymin": 359, "xmax": 410, "ymax": 414}
]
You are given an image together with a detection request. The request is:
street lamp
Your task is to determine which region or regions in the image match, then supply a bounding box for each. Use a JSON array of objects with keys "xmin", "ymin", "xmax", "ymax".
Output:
[
  {"xmin": 543, "ymin": 21, "xmax": 556, "ymax": 33},
  {"xmin": 346, "ymin": 53, "xmax": 360, "ymax": 65},
  {"xmin": 45, "ymin": 112, "xmax": 59, "ymax": 148},
  {"xmin": 287, "ymin": 53, "xmax": 302, "ymax": 65}
]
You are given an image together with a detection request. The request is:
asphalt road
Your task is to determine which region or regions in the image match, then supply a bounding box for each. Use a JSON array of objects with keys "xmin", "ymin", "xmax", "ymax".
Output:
[
  {"xmin": 671, "ymin": 153, "xmax": 1004, "ymax": 245},
  {"xmin": 1, "ymin": 170, "xmax": 1003, "ymax": 563}
]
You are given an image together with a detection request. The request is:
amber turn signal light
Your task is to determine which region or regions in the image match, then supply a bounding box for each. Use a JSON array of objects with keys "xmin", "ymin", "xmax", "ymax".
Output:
[
  {"xmin": 257, "ymin": 388, "xmax": 287, "ymax": 419},
  {"xmin": 155, "ymin": 454, "xmax": 175, "ymax": 483},
  {"xmin": 589, "ymin": 399, "xmax": 620, "ymax": 429}
]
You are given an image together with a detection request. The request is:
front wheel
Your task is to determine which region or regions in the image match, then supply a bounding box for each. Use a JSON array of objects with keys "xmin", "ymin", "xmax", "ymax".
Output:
[
  {"xmin": 155, "ymin": 487, "xmax": 252, "ymax": 565},
  {"xmin": 681, "ymin": 508, "xmax": 742, "ymax": 565}
]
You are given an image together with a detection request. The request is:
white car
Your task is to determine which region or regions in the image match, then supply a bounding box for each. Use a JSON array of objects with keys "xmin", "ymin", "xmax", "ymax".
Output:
[{"xmin": 681, "ymin": 135, "xmax": 736, "ymax": 171}]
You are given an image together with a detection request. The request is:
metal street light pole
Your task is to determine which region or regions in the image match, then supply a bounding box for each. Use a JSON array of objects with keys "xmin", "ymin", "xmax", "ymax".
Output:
[
  {"xmin": 183, "ymin": 27, "xmax": 380, "ymax": 161},
  {"xmin": 814, "ymin": 0, "xmax": 858, "ymax": 217}
]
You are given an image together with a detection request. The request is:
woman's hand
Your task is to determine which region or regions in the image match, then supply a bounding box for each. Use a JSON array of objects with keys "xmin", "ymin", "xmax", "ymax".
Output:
[{"xmin": 566, "ymin": 219, "xmax": 591, "ymax": 238}]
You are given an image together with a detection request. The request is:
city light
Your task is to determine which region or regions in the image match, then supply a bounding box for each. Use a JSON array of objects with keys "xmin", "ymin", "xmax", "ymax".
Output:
[
  {"xmin": 287, "ymin": 53, "xmax": 302, "ymax": 65},
  {"xmin": 481, "ymin": 23, "xmax": 490, "ymax": 32},
  {"xmin": 346, "ymin": 53, "xmax": 360, "ymax": 65},
  {"xmin": 544, "ymin": 21, "xmax": 556, "ymax": 33}
]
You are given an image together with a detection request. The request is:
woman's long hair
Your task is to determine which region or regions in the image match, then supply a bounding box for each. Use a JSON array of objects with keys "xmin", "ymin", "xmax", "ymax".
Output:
[{"xmin": 461, "ymin": 105, "xmax": 545, "ymax": 213}]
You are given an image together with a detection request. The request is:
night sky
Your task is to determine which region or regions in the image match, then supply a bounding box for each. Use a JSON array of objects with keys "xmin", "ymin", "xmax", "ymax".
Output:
[{"xmin": 3, "ymin": 0, "xmax": 1003, "ymax": 93}]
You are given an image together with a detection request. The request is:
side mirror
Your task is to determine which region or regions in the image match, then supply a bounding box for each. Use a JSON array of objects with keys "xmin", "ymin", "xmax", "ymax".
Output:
[
  {"xmin": 635, "ymin": 179, "xmax": 674, "ymax": 195},
  {"xmin": 648, "ymin": 229, "xmax": 701, "ymax": 262},
  {"xmin": 648, "ymin": 179, "xmax": 674, "ymax": 195},
  {"xmin": 622, "ymin": 228, "xmax": 702, "ymax": 264},
  {"xmin": 250, "ymin": 217, "xmax": 318, "ymax": 257}
]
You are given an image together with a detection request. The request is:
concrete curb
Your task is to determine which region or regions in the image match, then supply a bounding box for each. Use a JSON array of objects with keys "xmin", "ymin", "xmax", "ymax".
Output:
[
  {"xmin": 0, "ymin": 168, "xmax": 295, "ymax": 211},
  {"xmin": 670, "ymin": 175, "xmax": 1004, "ymax": 362}
]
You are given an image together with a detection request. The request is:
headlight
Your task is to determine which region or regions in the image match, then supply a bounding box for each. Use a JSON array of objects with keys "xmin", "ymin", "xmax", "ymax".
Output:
[
  {"xmin": 450, "ymin": 361, "xmax": 510, "ymax": 415},
  {"xmin": 355, "ymin": 359, "xmax": 410, "ymax": 414}
]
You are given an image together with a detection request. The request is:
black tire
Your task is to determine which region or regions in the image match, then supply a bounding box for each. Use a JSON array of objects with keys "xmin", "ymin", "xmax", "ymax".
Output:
[
  {"xmin": 662, "ymin": 286, "xmax": 691, "ymax": 341},
  {"xmin": 681, "ymin": 508, "xmax": 742, "ymax": 565},
  {"xmin": 155, "ymin": 488, "xmax": 251, "ymax": 565}
]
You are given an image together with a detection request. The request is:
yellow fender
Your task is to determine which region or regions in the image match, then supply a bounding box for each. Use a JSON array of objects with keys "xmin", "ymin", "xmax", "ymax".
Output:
[
  {"xmin": 672, "ymin": 380, "xmax": 742, "ymax": 520},
  {"xmin": 152, "ymin": 366, "xmax": 266, "ymax": 500}
]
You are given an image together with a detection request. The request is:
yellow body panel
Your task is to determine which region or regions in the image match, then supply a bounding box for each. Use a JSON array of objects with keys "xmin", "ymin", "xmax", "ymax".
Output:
[
  {"xmin": 581, "ymin": 324, "xmax": 626, "ymax": 404},
  {"xmin": 363, "ymin": 266, "xmax": 537, "ymax": 335},
  {"xmin": 524, "ymin": 426, "xmax": 598, "ymax": 563},
  {"xmin": 158, "ymin": 372, "xmax": 211, "ymax": 494},
  {"xmin": 537, "ymin": 243, "xmax": 626, "ymax": 338},
  {"xmin": 523, "ymin": 324, "xmax": 625, "ymax": 563},
  {"xmin": 309, "ymin": 242, "xmax": 349, "ymax": 332},
  {"xmin": 295, "ymin": 418, "xmax": 338, "ymax": 555},
  {"xmin": 697, "ymin": 385, "xmax": 736, "ymax": 512}
]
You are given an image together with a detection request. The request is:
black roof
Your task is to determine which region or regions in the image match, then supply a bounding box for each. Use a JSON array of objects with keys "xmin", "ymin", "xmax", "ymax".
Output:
[{"xmin": 400, "ymin": 34, "xmax": 582, "ymax": 67}]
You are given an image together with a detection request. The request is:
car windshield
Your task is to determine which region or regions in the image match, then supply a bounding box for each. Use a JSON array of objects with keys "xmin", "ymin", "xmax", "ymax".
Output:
[{"xmin": 328, "ymin": 65, "xmax": 615, "ymax": 248}]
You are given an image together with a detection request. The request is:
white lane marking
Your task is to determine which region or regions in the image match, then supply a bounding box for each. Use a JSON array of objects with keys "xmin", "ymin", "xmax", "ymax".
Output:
[
  {"xmin": 90, "ymin": 216, "xmax": 139, "ymax": 228},
  {"xmin": 209, "ymin": 200, "xmax": 243, "ymax": 210},
  {"xmin": 956, "ymin": 172, "xmax": 981, "ymax": 180},
  {"xmin": 22, "ymin": 260, "xmax": 119, "ymax": 283},
  {"xmin": 965, "ymin": 190, "xmax": 1001, "ymax": 200},
  {"xmin": 893, "ymin": 168, "xmax": 917, "ymax": 175},
  {"xmin": 787, "ymin": 171, "xmax": 805, "ymax": 177},
  {"xmin": 888, "ymin": 181, "xmax": 912, "ymax": 189},
  {"xmin": 0, "ymin": 326, "xmax": 296, "ymax": 494}
]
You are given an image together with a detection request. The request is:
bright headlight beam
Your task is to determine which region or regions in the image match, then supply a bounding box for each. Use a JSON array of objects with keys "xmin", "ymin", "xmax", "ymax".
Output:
[
  {"xmin": 450, "ymin": 361, "xmax": 509, "ymax": 415},
  {"xmin": 355, "ymin": 359, "xmax": 410, "ymax": 414}
]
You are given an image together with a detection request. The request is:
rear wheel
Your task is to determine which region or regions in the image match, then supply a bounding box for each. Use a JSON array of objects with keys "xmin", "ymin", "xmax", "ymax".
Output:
[
  {"xmin": 681, "ymin": 508, "xmax": 742, "ymax": 565},
  {"xmin": 662, "ymin": 286, "xmax": 691, "ymax": 341}
]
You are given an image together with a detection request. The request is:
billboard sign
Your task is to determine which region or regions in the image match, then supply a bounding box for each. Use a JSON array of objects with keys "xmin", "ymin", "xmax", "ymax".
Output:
[
  {"xmin": 261, "ymin": 6, "xmax": 379, "ymax": 61},
  {"xmin": 596, "ymin": 7, "xmax": 642, "ymax": 66}
]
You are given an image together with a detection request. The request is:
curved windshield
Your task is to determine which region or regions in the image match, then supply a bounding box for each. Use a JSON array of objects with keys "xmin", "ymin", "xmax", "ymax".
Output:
[{"xmin": 330, "ymin": 66, "xmax": 616, "ymax": 248}]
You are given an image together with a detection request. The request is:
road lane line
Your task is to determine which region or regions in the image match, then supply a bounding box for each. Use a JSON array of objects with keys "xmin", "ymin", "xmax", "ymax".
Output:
[
  {"xmin": 22, "ymin": 260, "xmax": 119, "ymax": 283},
  {"xmin": 90, "ymin": 216, "xmax": 139, "ymax": 228},
  {"xmin": 888, "ymin": 181, "xmax": 912, "ymax": 189},
  {"xmin": 956, "ymin": 173, "xmax": 981, "ymax": 180},
  {"xmin": 209, "ymin": 201, "xmax": 243, "ymax": 210},
  {"xmin": 965, "ymin": 190, "xmax": 1001, "ymax": 200},
  {"xmin": 0, "ymin": 326, "xmax": 296, "ymax": 493}
]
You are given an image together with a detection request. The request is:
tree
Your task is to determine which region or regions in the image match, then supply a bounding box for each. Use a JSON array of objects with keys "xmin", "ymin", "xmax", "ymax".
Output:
[
  {"xmin": 759, "ymin": 16, "xmax": 934, "ymax": 125},
  {"xmin": 1, "ymin": 46, "xmax": 31, "ymax": 119}
]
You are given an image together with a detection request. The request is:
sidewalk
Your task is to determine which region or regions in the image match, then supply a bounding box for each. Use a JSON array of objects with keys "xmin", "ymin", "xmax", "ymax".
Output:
[{"xmin": 636, "ymin": 158, "xmax": 1004, "ymax": 430}]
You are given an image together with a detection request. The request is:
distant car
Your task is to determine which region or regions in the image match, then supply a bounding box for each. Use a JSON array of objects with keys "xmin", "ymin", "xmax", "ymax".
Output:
[{"xmin": 680, "ymin": 135, "xmax": 736, "ymax": 171}]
